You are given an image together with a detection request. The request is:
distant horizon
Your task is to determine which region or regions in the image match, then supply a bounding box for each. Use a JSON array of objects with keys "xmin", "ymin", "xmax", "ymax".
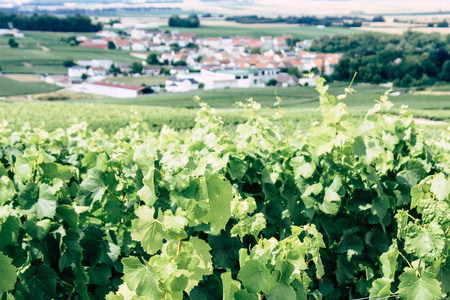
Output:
[{"xmin": 0, "ymin": 0, "xmax": 448, "ymax": 16}]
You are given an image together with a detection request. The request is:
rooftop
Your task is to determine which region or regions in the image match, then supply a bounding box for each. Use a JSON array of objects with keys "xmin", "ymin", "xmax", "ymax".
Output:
[
  {"xmin": 93, "ymin": 81, "xmax": 145, "ymax": 91},
  {"xmin": 216, "ymin": 69, "xmax": 260, "ymax": 75}
]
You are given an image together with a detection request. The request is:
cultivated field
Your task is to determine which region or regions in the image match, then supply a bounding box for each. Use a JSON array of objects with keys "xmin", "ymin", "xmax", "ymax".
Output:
[{"xmin": 0, "ymin": 75, "xmax": 61, "ymax": 97}]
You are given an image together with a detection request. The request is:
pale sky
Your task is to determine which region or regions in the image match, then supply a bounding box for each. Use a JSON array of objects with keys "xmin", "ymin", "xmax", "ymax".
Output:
[
  {"xmin": 156, "ymin": 0, "xmax": 450, "ymax": 15},
  {"xmin": 0, "ymin": 0, "xmax": 449, "ymax": 15}
]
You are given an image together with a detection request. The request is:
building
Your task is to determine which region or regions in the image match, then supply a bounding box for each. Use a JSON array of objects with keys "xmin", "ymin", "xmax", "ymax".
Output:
[
  {"xmin": 92, "ymin": 59, "xmax": 113, "ymax": 70},
  {"xmin": 259, "ymin": 68, "xmax": 280, "ymax": 83},
  {"xmin": 276, "ymin": 73, "xmax": 299, "ymax": 87},
  {"xmin": 184, "ymin": 69, "xmax": 237, "ymax": 90},
  {"xmin": 74, "ymin": 81, "xmax": 146, "ymax": 98},
  {"xmin": 215, "ymin": 69, "xmax": 263, "ymax": 88},
  {"xmin": 68, "ymin": 65, "xmax": 86, "ymax": 79},
  {"xmin": 165, "ymin": 77, "xmax": 199, "ymax": 93}
]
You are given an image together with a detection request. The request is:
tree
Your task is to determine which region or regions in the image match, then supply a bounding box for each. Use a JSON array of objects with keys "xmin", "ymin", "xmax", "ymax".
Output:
[
  {"xmin": 108, "ymin": 41, "xmax": 116, "ymax": 50},
  {"xmin": 266, "ymin": 79, "xmax": 278, "ymax": 86},
  {"xmin": 131, "ymin": 62, "xmax": 143, "ymax": 74},
  {"xmin": 147, "ymin": 53, "xmax": 160, "ymax": 65},
  {"xmin": 372, "ymin": 15, "xmax": 385, "ymax": 22},
  {"xmin": 198, "ymin": 82, "xmax": 205, "ymax": 89},
  {"xmin": 173, "ymin": 60, "xmax": 187, "ymax": 66},
  {"xmin": 81, "ymin": 73, "xmax": 88, "ymax": 80},
  {"xmin": 168, "ymin": 14, "xmax": 200, "ymax": 28},
  {"xmin": 63, "ymin": 60, "xmax": 76, "ymax": 68},
  {"xmin": 8, "ymin": 38, "xmax": 18, "ymax": 48},
  {"xmin": 438, "ymin": 60, "xmax": 450, "ymax": 81},
  {"xmin": 437, "ymin": 20, "xmax": 448, "ymax": 28}
]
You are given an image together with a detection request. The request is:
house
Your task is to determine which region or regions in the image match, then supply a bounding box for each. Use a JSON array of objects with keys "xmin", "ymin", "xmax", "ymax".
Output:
[
  {"xmin": 68, "ymin": 65, "xmax": 86, "ymax": 79},
  {"xmin": 276, "ymin": 73, "xmax": 298, "ymax": 87},
  {"xmin": 299, "ymin": 76, "xmax": 318, "ymax": 87},
  {"xmin": 259, "ymin": 68, "xmax": 280, "ymax": 83},
  {"xmin": 88, "ymin": 66, "xmax": 107, "ymax": 78},
  {"xmin": 0, "ymin": 28, "xmax": 24, "ymax": 38},
  {"xmin": 143, "ymin": 66, "xmax": 161, "ymax": 75},
  {"xmin": 112, "ymin": 38, "xmax": 131, "ymax": 51},
  {"xmin": 78, "ymin": 39, "xmax": 108, "ymax": 49},
  {"xmin": 116, "ymin": 63, "xmax": 132, "ymax": 74},
  {"xmin": 215, "ymin": 69, "xmax": 263, "ymax": 88},
  {"xmin": 75, "ymin": 81, "xmax": 146, "ymax": 98},
  {"xmin": 170, "ymin": 66, "xmax": 189, "ymax": 76},
  {"xmin": 96, "ymin": 30, "xmax": 119, "ymax": 38},
  {"xmin": 165, "ymin": 77, "xmax": 198, "ymax": 93},
  {"xmin": 43, "ymin": 75, "xmax": 70, "ymax": 87},
  {"xmin": 131, "ymin": 41, "xmax": 148, "ymax": 52},
  {"xmin": 186, "ymin": 69, "xmax": 235, "ymax": 90},
  {"xmin": 92, "ymin": 59, "xmax": 113, "ymax": 70}
]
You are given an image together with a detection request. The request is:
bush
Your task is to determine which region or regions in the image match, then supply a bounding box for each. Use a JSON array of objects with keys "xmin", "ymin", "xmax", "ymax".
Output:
[
  {"xmin": 168, "ymin": 14, "xmax": 200, "ymax": 28},
  {"xmin": 8, "ymin": 38, "xmax": 18, "ymax": 48},
  {"xmin": 63, "ymin": 60, "xmax": 76, "ymax": 68}
]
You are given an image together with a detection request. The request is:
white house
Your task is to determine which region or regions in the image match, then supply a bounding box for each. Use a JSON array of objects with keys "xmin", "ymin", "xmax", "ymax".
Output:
[
  {"xmin": 259, "ymin": 68, "xmax": 280, "ymax": 83},
  {"xmin": 215, "ymin": 69, "xmax": 263, "ymax": 88},
  {"xmin": 68, "ymin": 65, "xmax": 86, "ymax": 78},
  {"xmin": 165, "ymin": 77, "xmax": 199, "ymax": 93},
  {"xmin": 170, "ymin": 66, "xmax": 189, "ymax": 76},
  {"xmin": 190, "ymin": 69, "xmax": 237, "ymax": 90},
  {"xmin": 73, "ymin": 81, "xmax": 145, "ymax": 98},
  {"xmin": 92, "ymin": 59, "xmax": 113, "ymax": 70},
  {"xmin": 88, "ymin": 67, "xmax": 107, "ymax": 78}
]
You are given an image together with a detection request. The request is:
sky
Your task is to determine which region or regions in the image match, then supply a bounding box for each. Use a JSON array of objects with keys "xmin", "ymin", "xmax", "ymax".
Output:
[{"xmin": 0, "ymin": 0, "xmax": 449, "ymax": 15}]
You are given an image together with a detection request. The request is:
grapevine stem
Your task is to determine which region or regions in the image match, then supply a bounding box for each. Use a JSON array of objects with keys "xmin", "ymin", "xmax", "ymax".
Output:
[
  {"xmin": 176, "ymin": 239, "xmax": 183, "ymax": 256},
  {"xmin": 407, "ymin": 213, "xmax": 419, "ymax": 223},
  {"xmin": 155, "ymin": 167, "xmax": 166, "ymax": 178},
  {"xmin": 105, "ymin": 186, "xmax": 122, "ymax": 201},
  {"xmin": 399, "ymin": 251, "xmax": 419, "ymax": 277}
]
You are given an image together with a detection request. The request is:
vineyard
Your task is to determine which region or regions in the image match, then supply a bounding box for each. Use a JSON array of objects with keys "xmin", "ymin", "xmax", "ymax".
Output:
[{"xmin": 0, "ymin": 78, "xmax": 449, "ymax": 299}]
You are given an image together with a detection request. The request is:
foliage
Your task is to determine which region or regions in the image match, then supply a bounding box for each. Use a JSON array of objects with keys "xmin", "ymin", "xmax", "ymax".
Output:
[
  {"xmin": 0, "ymin": 12, "xmax": 102, "ymax": 32},
  {"xmin": 0, "ymin": 77, "xmax": 449, "ymax": 299},
  {"xmin": 130, "ymin": 62, "xmax": 143, "ymax": 74},
  {"xmin": 107, "ymin": 41, "xmax": 116, "ymax": 50},
  {"xmin": 311, "ymin": 31, "xmax": 450, "ymax": 87},
  {"xmin": 62, "ymin": 60, "xmax": 76, "ymax": 68},
  {"xmin": 372, "ymin": 15, "xmax": 386, "ymax": 22},
  {"xmin": 7, "ymin": 38, "xmax": 18, "ymax": 48},
  {"xmin": 266, "ymin": 79, "xmax": 278, "ymax": 86},
  {"xmin": 168, "ymin": 14, "xmax": 200, "ymax": 28},
  {"xmin": 225, "ymin": 15, "xmax": 367, "ymax": 27}
]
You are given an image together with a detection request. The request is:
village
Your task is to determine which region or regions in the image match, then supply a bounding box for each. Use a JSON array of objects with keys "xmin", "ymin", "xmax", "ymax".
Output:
[{"xmin": 37, "ymin": 22, "xmax": 344, "ymax": 98}]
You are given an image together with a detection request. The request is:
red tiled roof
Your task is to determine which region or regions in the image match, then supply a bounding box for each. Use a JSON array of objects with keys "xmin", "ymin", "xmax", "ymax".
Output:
[
  {"xmin": 93, "ymin": 81, "xmax": 145, "ymax": 91},
  {"xmin": 79, "ymin": 42, "xmax": 108, "ymax": 49}
]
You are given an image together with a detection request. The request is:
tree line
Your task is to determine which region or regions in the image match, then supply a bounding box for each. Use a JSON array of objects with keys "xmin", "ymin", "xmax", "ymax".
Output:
[
  {"xmin": 168, "ymin": 14, "xmax": 200, "ymax": 28},
  {"xmin": 225, "ymin": 15, "xmax": 367, "ymax": 27},
  {"xmin": 310, "ymin": 31, "xmax": 450, "ymax": 87},
  {"xmin": 0, "ymin": 12, "xmax": 102, "ymax": 32}
]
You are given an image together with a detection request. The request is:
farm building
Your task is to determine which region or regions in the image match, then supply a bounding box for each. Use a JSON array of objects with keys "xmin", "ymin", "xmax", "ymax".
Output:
[{"xmin": 72, "ymin": 81, "xmax": 149, "ymax": 98}]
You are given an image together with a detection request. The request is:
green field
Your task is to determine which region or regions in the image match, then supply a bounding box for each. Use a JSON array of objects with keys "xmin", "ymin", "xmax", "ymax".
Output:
[
  {"xmin": 0, "ymin": 76, "xmax": 61, "ymax": 97},
  {"xmin": 159, "ymin": 25, "xmax": 358, "ymax": 39},
  {"xmin": 0, "ymin": 31, "xmax": 141, "ymax": 74},
  {"xmin": 0, "ymin": 83, "xmax": 448, "ymax": 137},
  {"xmin": 66, "ymin": 83, "xmax": 450, "ymax": 120}
]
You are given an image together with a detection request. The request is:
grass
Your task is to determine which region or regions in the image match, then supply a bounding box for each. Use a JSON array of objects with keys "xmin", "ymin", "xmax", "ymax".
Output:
[
  {"xmin": 0, "ymin": 76, "xmax": 62, "ymax": 97},
  {"xmin": 105, "ymin": 75, "xmax": 169, "ymax": 87},
  {"xmin": 0, "ymin": 31, "xmax": 141, "ymax": 74},
  {"xmin": 66, "ymin": 82, "xmax": 447, "ymax": 111},
  {"xmin": 159, "ymin": 25, "xmax": 358, "ymax": 39}
]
